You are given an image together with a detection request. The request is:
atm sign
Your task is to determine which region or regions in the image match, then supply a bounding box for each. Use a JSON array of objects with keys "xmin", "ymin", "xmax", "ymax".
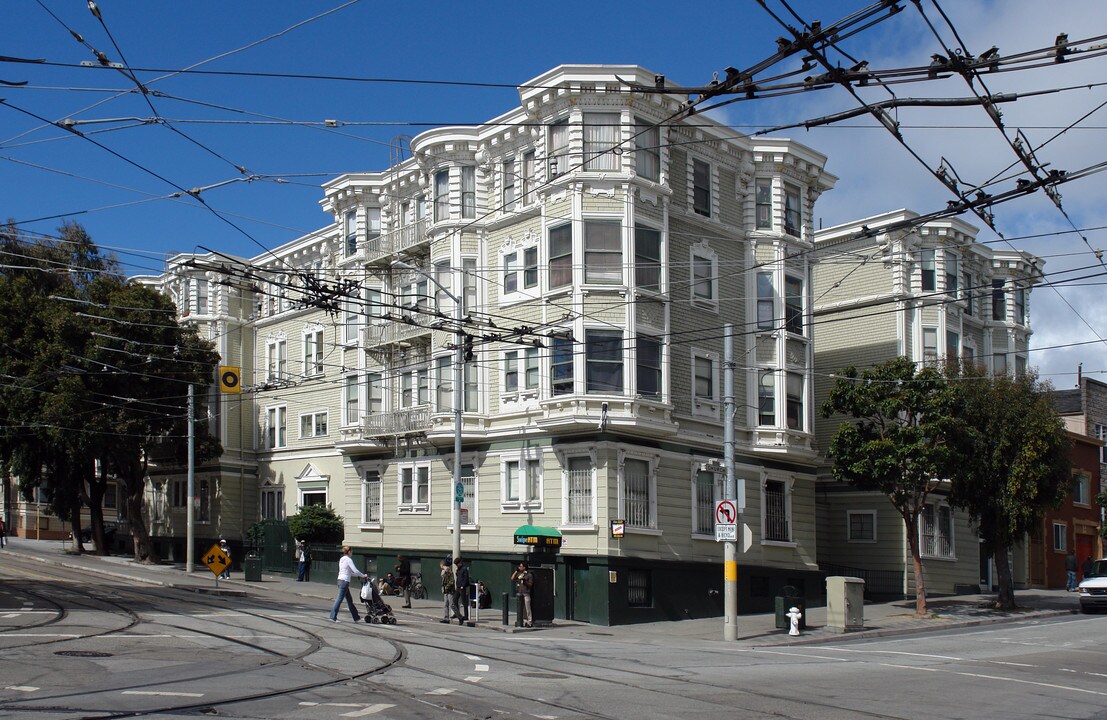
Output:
[{"xmin": 514, "ymin": 534, "xmax": 562, "ymax": 548}]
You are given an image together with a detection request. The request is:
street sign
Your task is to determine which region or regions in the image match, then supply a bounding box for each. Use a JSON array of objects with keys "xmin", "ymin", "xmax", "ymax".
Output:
[
  {"xmin": 610, "ymin": 519, "xmax": 625, "ymax": 539},
  {"xmin": 218, "ymin": 366, "xmax": 241, "ymax": 394},
  {"xmin": 203, "ymin": 542, "xmax": 229, "ymax": 578},
  {"xmin": 454, "ymin": 482, "xmax": 465, "ymax": 504},
  {"xmin": 715, "ymin": 523, "xmax": 737, "ymax": 542},
  {"xmin": 715, "ymin": 499, "xmax": 737, "ymax": 525}
]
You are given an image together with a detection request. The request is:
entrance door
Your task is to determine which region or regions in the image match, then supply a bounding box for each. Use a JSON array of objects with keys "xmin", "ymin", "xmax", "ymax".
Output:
[
  {"xmin": 568, "ymin": 558, "xmax": 590, "ymax": 622},
  {"xmin": 1076, "ymin": 533, "xmax": 1095, "ymax": 580}
]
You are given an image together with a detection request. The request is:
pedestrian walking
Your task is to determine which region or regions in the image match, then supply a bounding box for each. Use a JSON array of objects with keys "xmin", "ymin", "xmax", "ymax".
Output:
[
  {"xmin": 218, "ymin": 538, "xmax": 232, "ymax": 579},
  {"xmin": 296, "ymin": 540, "xmax": 311, "ymax": 582},
  {"xmin": 439, "ymin": 557, "xmax": 456, "ymax": 624},
  {"xmin": 511, "ymin": 562, "xmax": 534, "ymax": 628},
  {"xmin": 452, "ymin": 556, "xmax": 470, "ymax": 625},
  {"xmin": 0, "ymin": 516, "xmax": 6, "ymax": 549},
  {"xmin": 1065, "ymin": 551, "xmax": 1078, "ymax": 591},
  {"xmin": 395, "ymin": 555, "xmax": 412, "ymax": 608},
  {"xmin": 329, "ymin": 545, "xmax": 367, "ymax": 623}
]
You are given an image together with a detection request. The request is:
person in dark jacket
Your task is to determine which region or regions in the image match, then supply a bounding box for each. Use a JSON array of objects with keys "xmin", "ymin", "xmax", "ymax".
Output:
[{"xmin": 1065, "ymin": 551, "xmax": 1078, "ymax": 591}]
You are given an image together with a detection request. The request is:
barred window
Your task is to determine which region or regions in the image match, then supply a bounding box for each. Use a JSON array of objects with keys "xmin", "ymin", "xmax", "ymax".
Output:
[
  {"xmin": 363, "ymin": 471, "xmax": 381, "ymax": 524},
  {"xmin": 624, "ymin": 458, "xmax": 653, "ymax": 528},
  {"xmin": 566, "ymin": 457, "xmax": 593, "ymax": 525},
  {"xmin": 763, "ymin": 479, "xmax": 789, "ymax": 542},
  {"xmin": 627, "ymin": 569, "xmax": 652, "ymax": 607},
  {"xmin": 693, "ymin": 470, "xmax": 717, "ymax": 535}
]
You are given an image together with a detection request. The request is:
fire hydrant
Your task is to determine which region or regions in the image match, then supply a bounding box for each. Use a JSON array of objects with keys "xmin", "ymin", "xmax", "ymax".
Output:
[{"xmin": 786, "ymin": 606, "xmax": 803, "ymax": 636}]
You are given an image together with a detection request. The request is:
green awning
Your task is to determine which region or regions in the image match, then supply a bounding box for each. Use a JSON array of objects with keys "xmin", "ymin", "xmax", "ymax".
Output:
[{"xmin": 514, "ymin": 525, "xmax": 562, "ymax": 550}]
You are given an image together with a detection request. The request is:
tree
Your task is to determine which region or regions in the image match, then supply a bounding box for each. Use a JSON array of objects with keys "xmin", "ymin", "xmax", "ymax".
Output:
[
  {"xmin": 948, "ymin": 366, "xmax": 1070, "ymax": 610},
  {"xmin": 822, "ymin": 356, "xmax": 962, "ymax": 616},
  {"xmin": 287, "ymin": 505, "xmax": 344, "ymax": 545}
]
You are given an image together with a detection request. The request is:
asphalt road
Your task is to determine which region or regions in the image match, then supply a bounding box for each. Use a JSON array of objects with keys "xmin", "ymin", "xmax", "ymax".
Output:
[{"xmin": 3, "ymin": 553, "xmax": 1106, "ymax": 720}]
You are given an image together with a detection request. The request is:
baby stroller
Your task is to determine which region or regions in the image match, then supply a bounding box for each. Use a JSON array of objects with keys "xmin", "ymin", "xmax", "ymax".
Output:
[{"xmin": 360, "ymin": 579, "xmax": 397, "ymax": 625}]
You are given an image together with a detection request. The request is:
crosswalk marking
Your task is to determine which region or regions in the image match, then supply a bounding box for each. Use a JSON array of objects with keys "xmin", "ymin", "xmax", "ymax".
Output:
[
  {"xmin": 426, "ymin": 688, "xmax": 455, "ymax": 695},
  {"xmin": 5, "ymin": 686, "xmax": 39, "ymax": 692},
  {"xmin": 474, "ymin": 664, "xmax": 489, "ymax": 672}
]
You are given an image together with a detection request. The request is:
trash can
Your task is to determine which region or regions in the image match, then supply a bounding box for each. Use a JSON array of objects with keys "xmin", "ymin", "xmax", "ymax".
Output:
[
  {"xmin": 774, "ymin": 585, "xmax": 806, "ymax": 629},
  {"xmin": 244, "ymin": 554, "xmax": 262, "ymax": 582}
]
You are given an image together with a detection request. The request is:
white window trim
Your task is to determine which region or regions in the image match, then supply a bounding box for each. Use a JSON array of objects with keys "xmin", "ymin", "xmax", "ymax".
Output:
[
  {"xmin": 297, "ymin": 409, "xmax": 328, "ymax": 439},
  {"xmin": 397, "ymin": 462, "xmax": 432, "ymax": 515},
  {"xmin": 919, "ymin": 501, "xmax": 957, "ymax": 561},
  {"xmin": 265, "ymin": 335, "xmax": 287, "ymax": 384},
  {"xmin": 689, "ymin": 242, "xmax": 719, "ymax": 310},
  {"xmin": 265, "ymin": 405, "xmax": 287, "ymax": 449},
  {"xmin": 302, "ymin": 324, "xmax": 325, "ymax": 378},
  {"xmin": 501, "ymin": 347, "xmax": 541, "ymax": 405},
  {"xmin": 359, "ymin": 468, "xmax": 383, "ymax": 529},
  {"xmin": 1052, "ymin": 521, "xmax": 1067, "ymax": 552},
  {"xmin": 691, "ymin": 349, "xmax": 720, "ymax": 419},
  {"xmin": 555, "ymin": 445, "xmax": 598, "ymax": 530},
  {"xmin": 1072, "ymin": 472, "xmax": 1091, "ymax": 507},
  {"xmin": 846, "ymin": 509, "xmax": 877, "ymax": 543},
  {"xmin": 617, "ymin": 449, "xmax": 661, "ymax": 534},
  {"xmin": 500, "ymin": 450, "xmax": 544, "ymax": 512},
  {"xmin": 689, "ymin": 156, "xmax": 716, "ymax": 219},
  {"xmin": 498, "ymin": 231, "xmax": 541, "ymax": 304},
  {"xmin": 690, "ymin": 461, "xmax": 722, "ymax": 538},
  {"xmin": 760, "ymin": 473, "xmax": 795, "ymax": 547}
]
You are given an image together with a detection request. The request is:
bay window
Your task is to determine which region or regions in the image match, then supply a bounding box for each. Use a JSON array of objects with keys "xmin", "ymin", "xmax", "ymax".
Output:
[
  {"xmin": 583, "ymin": 220, "xmax": 622, "ymax": 284},
  {"xmin": 549, "ymin": 224, "xmax": 573, "ymax": 289},
  {"xmin": 586, "ymin": 329, "xmax": 623, "ymax": 393},
  {"xmin": 584, "ymin": 112, "xmax": 619, "ymax": 171},
  {"xmin": 635, "ymin": 117, "xmax": 660, "ymax": 181},
  {"xmin": 634, "ymin": 225, "xmax": 661, "ymax": 291}
]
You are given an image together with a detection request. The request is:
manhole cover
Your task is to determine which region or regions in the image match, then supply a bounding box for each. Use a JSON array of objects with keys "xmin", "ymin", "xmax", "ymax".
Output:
[
  {"xmin": 55, "ymin": 650, "xmax": 113, "ymax": 658},
  {"xmin": 519, "ymin": 672, "xmax": 569, "ymax": 679}
]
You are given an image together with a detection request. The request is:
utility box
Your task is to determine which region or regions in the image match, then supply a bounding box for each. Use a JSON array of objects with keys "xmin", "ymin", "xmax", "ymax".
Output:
[{"xmin": 826, "ymin": 576, "xmax": 864, "ymax": 630}]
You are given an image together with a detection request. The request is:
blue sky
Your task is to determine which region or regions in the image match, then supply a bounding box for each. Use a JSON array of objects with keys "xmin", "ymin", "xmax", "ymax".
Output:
[{"xmin": 3, "ymin": 0, "xmax": 1105, "ymax": 384}]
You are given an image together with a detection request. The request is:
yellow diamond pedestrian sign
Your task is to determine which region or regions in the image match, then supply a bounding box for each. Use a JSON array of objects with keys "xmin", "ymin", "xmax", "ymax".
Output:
[{"xmin": 203, "ymin": 542, "xmax": 230, "ymax": 578}]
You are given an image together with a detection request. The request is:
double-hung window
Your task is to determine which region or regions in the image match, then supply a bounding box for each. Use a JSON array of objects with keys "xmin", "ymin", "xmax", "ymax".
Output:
[
  {"xmin": 636, "ymin": 335, "xmax": 662, "ymax": 399},
  {"xmin": 692, "ymin": 158, "xmax": 711, "ymax": 217},
  {"xmin": 963, "ymin": 272, "xmax": 974, "ymax": 315},
  {"xmin": 758, "ymin": 370, "xmax": 775, "ymax": 426},
  {"xmin": 299, "ymin": 410, "xmax": 327, "ymax": 439},
  {"xmin": 848, "ymin": 511, "xmax": 876, "ymax": 541},
  {"xmin": 623, "ymin": 457, "xmax": 654, "ymax": 529},
  {"xmin": 367, "ymin": 372, "xmax": 382, "ymax": 415},
  {"xmin": 755, "ymin": 178, "xmax": 772, "ymax": 229},
  {"xmin": 945, "ymin": 252, "xmax": 958, "ymax": 295},
  {"xmin": 1073, "ymin": 473, "xmax": 1091, "ymax": 505},
  {"xmin": 362, "ymin": 471, "xmax": 381, "ymax": 524},
  {"xmin": 585, "ymin": 330, "xmax": 623, "ymax": 393},
  {"xmin": 786, "ymin": 372, "xmax": 804, "ymax": 431},
  {"xmin": 196, "ymin": 279, "xmax": 208, "ymax": 315},
  {"xmin": 504, "ymin": 458, "xmax": 541, "ymax": 506},
  {"xmin": 548, "ymin": 224, "xmax": 573, "ymax": 289},
  {"xmin": 344, "ymin": 300, "xmax": 359, "ymax": 344},
  {"xmin": 565, "ymin": 456, "xmax": 594, "ymax": 525},
  {"xmin": 435, "ymin": 356, "xmax": 453, "ymax": 412},
  {"xmin": 784, "ymin": 275, "xmax": 803, "ymax": 335},
  {"xmin": 504, "ymin": 348, "xmax": 539, "ymax": 394},
  {"xmin": 303, "ymin": 329, "xmax": 324, "ymax": 376},
  {"xmin": 946, "ymin": 330, "xmax": 960, "ymax": 361},
  {"xmin": 502, "ymin": 159, "xmax": 516, "ymax": 211},
  {"xmin": 692, "ymin": 253, "xmax": 715, "ymax": 302},
  {"xmin": 461, "ymin": 166, "xmax": 476, "ymax": 219},
  {"xmin": 693, "ymin": 470, "xmax": 718, "ymax": 535},
  {"xmin": 921, "ymin": 249, "xmax": 936, "ymax": 291},
  {"xmin": 922, "ymin": 327, "xmax": 939, "ymax": 367},
  {"xmin": 757, "ymin": 272, "xmax": 775, "ymax": 329},
  {"xmin": 548, "ymin": 119, "xmax": 570, "ymax": 178},
  {"xmin": 583, "ymin": 221, "xmax": 621, "ymax": 284},
  {"xmin": 401, "ymin": 368, "xmax": 429, "ymax": 408},
  {"xmin": 503, "ymin": 252, "xmax": 519, "ymax": 294},
  {"xmin": 344, "ymin": 375, "xmax": 359, "ymax": 425},
  {"xmin": 634, "ymin": 225, "xmax": 661, "ymax": 291},
  {"xmin": 763, "ymin": 478, "xmax": 790, "ymax": 542},
  {"xmin": 1096, "ymin": 424, "xmax": 1107, "ymax": 464},
  {"xmin": 267, "ymin": 339, "xmax": 286, "ymax": 382},
  {"xmin": 584, "ymin": 112, "xmax": 619, "ymax": 171},
  {"xmin": 521, "ymin": 151, "xmax": 535, "ymax": 204},
  {"xmin": 399, "ymin": 465, "xmax": 430, "ymax": 512},
  {"xmin": 783, "ymin": 184, "xmax": 801, "ymax": 236},
  {"xmin": 993, "ymin": 352, "xmax": 1008, "ymax": 376},
  {"xmin": 345, "ymin": 210, "xmax": 358, "ymax": 256},
  {"xmin": 266, "ymin": 406, "xmax": 286, "ymax": 449},
  {"xmin": 992, "ymin": 279, "xmax": 1006, "ymax": 320},
  {"xmin": 1014, "ymin": 287, "xmax": 1026, "ymax": 325},
  {"xmin": 366, "ymin": 207, "xmax": 382, "ymax": 250},
  {"xmin": 551, "ymin": 335, "xmax": 575, "ymax": 396},
  {"xmin": 1053, "ymin": 521, "xmax": 1067, "ymax": 552},
  {"xmin": 920, "ymin": 503, "xmax": 954, "ymax": 558},
  {"xmin": 635, "ymin": 117, "xmax": 660, "ymax": 181},
  {"xmin": 260, "ymin": 486, "xmax": 283, "ymax": 520},
  {"xmin": 433, "ymin": 170, "xmax": 449, "ymax": 222},
  {"xmin": 694, "ymin": 354, "xmax": 716, "ymax": 404}
]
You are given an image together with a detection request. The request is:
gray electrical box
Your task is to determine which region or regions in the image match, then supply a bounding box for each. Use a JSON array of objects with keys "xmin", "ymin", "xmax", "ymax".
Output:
[{"xmin": 826, "ymin": 576, "xmax": 864, "ymax": 631}]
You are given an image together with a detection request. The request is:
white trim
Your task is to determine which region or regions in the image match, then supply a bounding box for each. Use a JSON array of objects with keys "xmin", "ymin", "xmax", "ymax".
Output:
[{"xmin": 846, "ymin": 509, "xmax": 877, "ymax": 543}]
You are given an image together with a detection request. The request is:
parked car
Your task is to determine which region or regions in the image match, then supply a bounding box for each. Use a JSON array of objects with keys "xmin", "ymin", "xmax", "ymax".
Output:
[
  {"xmin": 76, "ymin": 523, "xmax": 118, "ymax": 544},
  {"xmin": 1077, "ymin": 559, "xmax": 1107, "ymax": 613}
]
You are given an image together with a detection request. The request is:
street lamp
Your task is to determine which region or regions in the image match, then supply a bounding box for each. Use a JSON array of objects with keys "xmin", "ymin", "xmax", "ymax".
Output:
[{"xmin": 391, "ymin": 260, "xmax": 464, "ymax": 564}]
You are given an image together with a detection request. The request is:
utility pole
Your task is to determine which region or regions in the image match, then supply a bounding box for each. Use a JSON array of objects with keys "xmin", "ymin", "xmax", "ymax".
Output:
[
  {"xmin": 186, "ymin": 383, "xmax": 195, "ymax": 573},
  {"xmin": 723, "ymin": 324, "xmax": 739, "ymax": 640}
]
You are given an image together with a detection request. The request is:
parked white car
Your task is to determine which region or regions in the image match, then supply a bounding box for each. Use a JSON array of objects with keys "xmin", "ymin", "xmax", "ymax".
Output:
[{"xmin": 1077, "ymin": 559, "xmax": 1107, "ymax": 613}]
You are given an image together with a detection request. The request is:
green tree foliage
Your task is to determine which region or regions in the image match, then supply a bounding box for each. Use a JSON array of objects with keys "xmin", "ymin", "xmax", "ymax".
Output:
[
  {"xmin": 822, "ymin": 356, "xmax": 962, "ymax": 616},
  {"xmin": 287, "ymin": 505, "xmax": 344, "ymax": 545},
  {"xmin": 947, "ymin": 365, "xmax": 1070, "ymax": 609},
  {"xmin": 0, "ymin": 222, "xmax": 221, "ymax": 561}
]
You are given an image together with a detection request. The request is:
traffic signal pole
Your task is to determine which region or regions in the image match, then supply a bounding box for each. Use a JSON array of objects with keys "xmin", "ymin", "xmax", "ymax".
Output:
[{"xmin": 723, "ymin": 325, "xmax": 738, "ymax": 640}]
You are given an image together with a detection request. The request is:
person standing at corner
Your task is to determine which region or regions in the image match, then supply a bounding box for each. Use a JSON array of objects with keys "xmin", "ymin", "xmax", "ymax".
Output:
[
  {"xmin": 1082, "ymin": 554, "xmax": 1095, "ymax": 582},
  {"xmin": 329, "ymin": 545, "xmax": 367, "ymax": 623},
  {"xmin": 296, "ymin": 540, "xmax": 311, "ymax": 582},
  {"xmin": 395, "ymin": 554, "xmax": 412, "ymax": 608},
  {"xmin": 1065, "ymin": 551, "xmax": 1078, "ymax": 591},
  {"xmin": 439, "ymin": 556, "xmax": 455, "ymax": 623},
  {"xmin": 511, "ymin": 562, "xmax": 534, "ymax": 628},
  {"xmin": 218, "ymin": 538, "xmax": 232, "ymax": 579},
  {"xmin": 452, "ymin": 556, "xmax": 470, "ymax": 625}
]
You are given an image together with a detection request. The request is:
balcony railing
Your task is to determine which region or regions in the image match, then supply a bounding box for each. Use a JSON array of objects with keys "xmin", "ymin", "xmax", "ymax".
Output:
[
  {"xmin": 363, "ymin": 218, "xmax": 429, "ymax": 264},
  {"xmin": 361, "ymin": 319, "xmax": 431, "ymax": 349}
]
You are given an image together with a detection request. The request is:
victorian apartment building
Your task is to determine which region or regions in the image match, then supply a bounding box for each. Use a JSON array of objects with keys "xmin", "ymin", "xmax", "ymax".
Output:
[
  {"xmin": 812, "ymin": 209, "xmax": 1042, "ymax": 598},
  {"xmin": 132, "ymin": 64, "xmax": 838, "ymax": 624}
]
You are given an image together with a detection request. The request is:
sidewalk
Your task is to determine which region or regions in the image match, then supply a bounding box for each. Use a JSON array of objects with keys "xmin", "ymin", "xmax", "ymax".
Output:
[{"xmin": 0, "ymin": 536, "xmax": 1079, "ymax": 646}]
